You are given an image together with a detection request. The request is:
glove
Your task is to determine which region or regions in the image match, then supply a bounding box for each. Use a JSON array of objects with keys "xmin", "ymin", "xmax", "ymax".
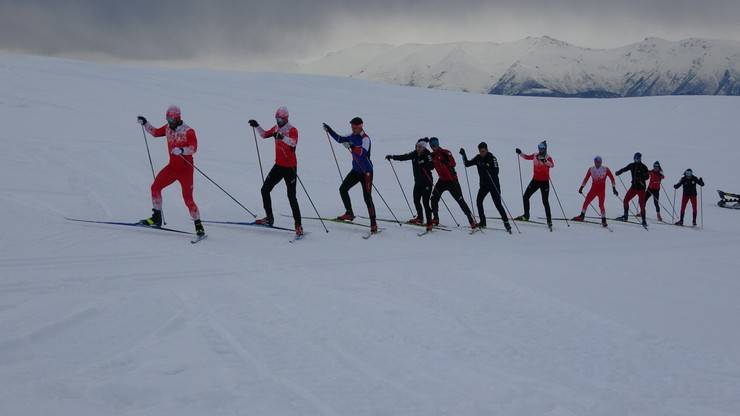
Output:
[
  {"xmin": 137, "ymin": 116, "xmax": 147, "ymax": 125},
  {"xmin": 171, "ymin": 147, "xmax": 184, "ymax": 156},
  {"xmin": 674, "ymin": 184, "xmax": 680, "ymax": 189},
  {"xmin": 578, "ymin": 186, "xmax": 584, "ymax": 194},
  {"xmin": 537, "ymin": 154, "xmax": 546, "ymax": 162},
  {"xmin": 612, "ymin": 187, "xmax": 619, "ymax": 196},
  {"xmin": 342, "ymin": 142, "xmax": 351, "ymax": 150},
  {"xmin": 322, "ymin": 123, "xmax": 331, "ymax": 132},
  {"xmin": 515, "ymin": 148, "xmax": 522, "ymax": 154},
  {"xmin": 274, "ymin": 132, "xmax": 284, "ymax": 141},
  {"xmin": 459, "ymin": 148, "xmax": 466, "ymax": 157},
  {"xmin": 248, "ymin": 119, "xmax": 259, "ymax": 128},
  {"xmin": 385, "ymin": 155, "xmax": 392, "ymax": 161}
]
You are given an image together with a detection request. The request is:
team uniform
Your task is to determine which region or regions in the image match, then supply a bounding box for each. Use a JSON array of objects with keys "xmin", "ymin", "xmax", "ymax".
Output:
[
  {"xmin": 461, "ymin": 149, "xmax": 511, "ymax": 231},
  {"xmin": 428, "ymin": 140, "xmax": 477, "ymax": 229},
  {"xmin": 388, "ymin": 145, "xmax": 435, "ymax": 226},
  {"xmin": 673, "ymin": 171, "xmax": 704, "ymax": 226},
  {"xmin": 580, "ymin": 165, "xmax": 616, "ymax": 217},
  {"xmin": 250, "ymin": 107, "xmax": 302, "ymax": 234},
  {"xmin": 615, "ymin": 154, "xmax": 649, "ymax": 225},
  {"xmin": 646, "ymin": 164, "xmax": 664, "ymax": 221},
  {"xmin": 517, "ymin": 142, "xmax": 554, "ymax": 226}
]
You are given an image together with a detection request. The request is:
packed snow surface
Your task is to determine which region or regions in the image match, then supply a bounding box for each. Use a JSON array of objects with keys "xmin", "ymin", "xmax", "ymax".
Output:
[{"xmin": 1, "ymin": 54, "xmax": 740, "ymax": 415}]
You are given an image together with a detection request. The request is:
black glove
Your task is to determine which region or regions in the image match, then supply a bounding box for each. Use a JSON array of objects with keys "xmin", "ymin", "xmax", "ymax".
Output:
[
  {"xmin": 613, "ymin": 187, "xmax": 619, "ymax": 196},
  {"xmin": 537, "ymin": 154, "xmax": 546, "ymax": 162},
  {"xmin": 385, "ymin": 155, "xmax": 392, "ymax": 161},
  {"xmin": 459, "ymin": 148, "xmax": 466, "ymax": 157},
  {"xmin": 322, "ymin": 123, "xmax": 332, "ymax": 133},
  {"xmin": 674, "ymin": 184, "xmax": 680, "ymax": 189},
  {"xmin": 578, "ymin": 186, "xmax": 584, "ymax": 194},
  {"xmin": 515, "ymin": 148, "xmax": 522, "ymax": 154},
  {"xmin": 137, "ymin": 116, "xmax": 147, "ymax": 125},
  {"xmin": 248, "ymin": 119, "xmax": 259, "ymax": 128},
  {"xmin": 274, "ymin": 132, "xmax": 284, "ymax": 140}
]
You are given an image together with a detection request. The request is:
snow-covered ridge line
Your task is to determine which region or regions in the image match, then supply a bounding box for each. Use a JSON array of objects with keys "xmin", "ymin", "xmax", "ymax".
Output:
[{"xmin": 299, "ymin": 36, "xmax": 740, "ymax": 97}]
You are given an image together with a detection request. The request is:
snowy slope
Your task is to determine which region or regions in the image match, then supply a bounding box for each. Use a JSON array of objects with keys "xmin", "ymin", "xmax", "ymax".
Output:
[
  {"xmin": 1, "ymin": 53, "xmax": 740, "ymax": 416},
  {"xmin": 300, "ymin": 37, "xmax": 740, "ymax": 97}
]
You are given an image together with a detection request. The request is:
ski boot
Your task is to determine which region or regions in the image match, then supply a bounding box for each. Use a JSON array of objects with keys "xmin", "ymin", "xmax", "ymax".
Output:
[
  {"xmin": 254, "ymin": 217, "xmax": 274, "ymax": 226},
  {"xmin": 431, "ymin": 216, "xmax": 440, "ymax": 226},
  {"xmin": 674, "ymin": 220, "xmax": 684, "ymax": 226},
  {"xmin": 657, "ymin": 212, "xmax": 663, "ymax": 222},
  {"xmin": 140, "ymin": 209, "xmax": 162, "ymax": 227},
  {"xmin": 547, "ymin": 222, "xmax": 553, "ymax": 232},
  {"xmin": 692, "ymin": 220, "xmax": 697, "ymax": 227},
  {"xmin": 641, "ymin": 219, "xmax": 648, "ymax": 228},
  {"xmin": 504, "ymin": 222, "xmax": 513, "ymax": 234},
  {"xmin": 601, "ymin": 217, "xmax": 608, "ymax": 228},
  {"xmin": 370, "ymin": 222, "xmax": 379, "ymax": 234},
  {"xmin": 336, "ymin": 212, "xmax": 355, "ymax": 222},
  {"xmin": 425, "ymin": 222, "xmax": 434, "ymax": 232},
  {"xmin": 572, "ymin": 213, "xmax": 586, "ymax": 222},
  {"xmin": 514, "ymin": 214, "xmax": 529, "ymax": 221},
  {"xmin": 407, "ymin": 216, "xmax": 423, "ymax": 225},
  {"xmin": 194, "ymin": 219, "xmax": 205, "ymax": 237},
  {"xmin": 295, "ymin": 224, "xmax": 304, "ymax": 237},
  {"xmin": 615, "ymin": 214, "xmax": 628, "ymax": 222}
]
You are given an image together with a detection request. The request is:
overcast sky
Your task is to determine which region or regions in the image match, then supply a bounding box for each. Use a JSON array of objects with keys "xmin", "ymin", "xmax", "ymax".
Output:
[{"xmin": 1, "ymin": 0, "xmax": 739, "ymax": 68}]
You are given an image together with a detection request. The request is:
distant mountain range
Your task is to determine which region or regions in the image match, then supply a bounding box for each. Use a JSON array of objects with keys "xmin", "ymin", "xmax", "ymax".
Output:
[{"xmin": 298, "ymin": 37, "xmax": 740, "ymax": 97}]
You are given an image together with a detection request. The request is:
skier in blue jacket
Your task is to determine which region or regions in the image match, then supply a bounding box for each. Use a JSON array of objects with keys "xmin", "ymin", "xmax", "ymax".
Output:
[{"xmin": 323, "ymin": 117, "xmax": 378, "ymax": 234}]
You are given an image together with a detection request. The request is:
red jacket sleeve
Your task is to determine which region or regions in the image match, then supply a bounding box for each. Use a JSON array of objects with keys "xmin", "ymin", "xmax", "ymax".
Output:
[
  {"xmin": 181, "ymin": 128, "xmax": 197, "ymax": 155},
  {"xmin": 145, "ymin": 124, "xmax": 167, "ymax": 138},
  {"xmin": 445, "ymin": 150, "xmax": 456, "ymax": 168},
  {"xmin": 521, "ymin": 153, "xmax": 535, "ymax": 160},
  {"xmin": 581, "ymin": 169, "xmax": 592, "ymax": 187},
  {"xmin": 257, "ymin": 125, "xmax": 278, "ymax": 139}
]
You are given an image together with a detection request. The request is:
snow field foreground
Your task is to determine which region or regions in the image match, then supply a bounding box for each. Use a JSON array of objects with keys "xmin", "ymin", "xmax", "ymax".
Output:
[{"xmin": 1, "ymin": 54, "xmax": 740, "ymax": 415}]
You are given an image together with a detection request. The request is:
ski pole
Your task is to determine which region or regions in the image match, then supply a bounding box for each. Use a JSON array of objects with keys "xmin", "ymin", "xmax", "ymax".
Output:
[
  {"xmin": 484, "ymin": 170, "xmax": 521, "ymax": 234},
  {"xmin": 140, "ymin": 125, "xmax": 165, "ymax": 225},
  {"xmin": 251, "ymin": 127, "xmax": 265, "ymax": 185},
  {"xmin": 700, "ymin": 184, "xmax": 704, "ymax": 230},
  {"xmin": 324, "ymin": 130, "xmax": 343, "ymax": 182},
  {"xmin": 618, "ymin": 176, "xmax": 640, "ymax": 218},
  {"xmin": 178, "ymin": 155, "xmax": 257, "ymax": 218},
  {"xmin": 372, "ymin": 183, "xmax": 402, "ymax": 226},
  {"xmin": 549, "ymin": 178, "xmax": 570, "ymax": 227},
  {"xmin": 516, "ymin": 154, "xmax": 525, "ymax": 210},
  {"xmin": 440, "ymin": 196, "xmax": 460, "ymax": 227},
  {"xmin": 661, "ymin": 184, "xmax": 676, "ymax": 215},
  {"xmin": 296, "ymin": 174, "xmax": 329, "ymax": 233},
  {"xmin": 462, "ymin": 159, "xmax": 477, "ymax": 223},
  {"xmin": 672, "ymin": 188, "xmax": 677, "ymax": 223},
  {"xmin": 388, "ymin": 159, "xmax": 414, "ymax": 217}
]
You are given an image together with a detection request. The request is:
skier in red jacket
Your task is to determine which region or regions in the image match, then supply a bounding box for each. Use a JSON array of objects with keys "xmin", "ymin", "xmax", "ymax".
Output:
[
  {"xmin": 137, "ymin": 105, "xmax": 205, "ymax": 238},
  {"xmin": 646, "ymin": 161, "xmax": 665, "ymax": 222},
  {"xmin": 515, "ymin": 141, "xmax": 554, "ymax": 228},
  {"xmin": 249, "ymin": 106, "xmax": 302, "ymax": 236},
  {"xmin": 425, "ymin": 137, "xmax": 478, "ymax": 230},
  {"xmin": 573, "ymin": 156, "xmax": 618, "ymax": 227}
]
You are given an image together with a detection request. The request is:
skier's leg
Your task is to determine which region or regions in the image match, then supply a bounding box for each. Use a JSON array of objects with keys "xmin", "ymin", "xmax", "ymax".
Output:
[
  {"xmin": 491, "ymin": 189, "xmax": 509, "ymax": 225},
  {"xmin": 260, "ymin": 165, "xmax": 283, "ymax": 223},
  {"xmin": 540, "ymin": 181, "xmax": 552, "ymax": 223},
  {"xmin": 522, "ymin": 180, "xmax": 538, "ymax": 218},
  {"xmin": 638, "ymin": 189, "xmax": 647, "ymax": 222},
  {"xmin": 476, "ymin": 187, "xmax": 487, "ymax": 227},
  {"xmin": 422, "ymin": 184, "xmax": 433, "ymax": 225},
  {"xmin": 412, "ymin": 183, "xmax": 424, "ymax": 220},
  {"xmin": 151, "ymin": 164, "xmax": 178, "ymax": 211},
  {"xmin": 339, "ymin": 171, "xmax": 361, "ymax": 215},
  {"xmin": 177, "ymin": 165, "xmax": 200, "ymax": 221},
  {"xmin": 597, "ymin": 189, "xmax": 606, "ymax": 217},
  {"xmin": 361, "ymin": 171, "xmax": 377, "ymax": 225},
  {"xmin": 582, "ymin": 188, "xmax": 598, "ymax": 214},
  {"xmin": 430, "ymin": 183, "xmax": 442, "ymax": 221},
  {"xmin": 284, "ymin": 167, "xmax": 302, "ymax": 226},
  {"xmin": 450, "ymin": 181, "xmax": 475, "ymax": 224},
  {"xmin": 690, "ymin": 195, "xmax": 698, "ymax": 224},
  {"xmin": 680, "ymin": 194, "xmax": 689, "ymax": 222},
  {"xmin": 622, "ymin": 188, "xmax": 637, "ymax": 217}
]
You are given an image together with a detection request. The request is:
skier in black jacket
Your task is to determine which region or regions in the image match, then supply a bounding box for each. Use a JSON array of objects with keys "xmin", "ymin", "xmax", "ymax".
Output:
[
  {"xmin": 460, "ymin": 142, "xmax": 512, "ymax": 233},
  {"xmin": 615, "ymin": 152, "xmax": 650, "ymax": 226},
  {"xmin": 386, "ymin": 138, "xmax": 435, "ymax": 227},
  {"xmin": 673, "ymin": 169, "xmax": 704, "ymax": 226}
]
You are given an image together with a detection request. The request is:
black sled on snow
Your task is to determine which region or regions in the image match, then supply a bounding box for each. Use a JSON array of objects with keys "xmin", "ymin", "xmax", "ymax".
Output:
[{"xmin": 717, "ymin": 190, "xmax": 740, "ymax": 209}]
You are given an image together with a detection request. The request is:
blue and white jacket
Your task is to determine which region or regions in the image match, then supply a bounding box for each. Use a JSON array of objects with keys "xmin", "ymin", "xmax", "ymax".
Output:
[{"xmin": 328, "ymin": 129, "xmax": 373, "ymax": 173}]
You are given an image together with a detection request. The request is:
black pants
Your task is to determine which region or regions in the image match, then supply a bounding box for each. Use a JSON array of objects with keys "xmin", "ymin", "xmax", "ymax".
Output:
[
  {"xmin": 413, "ymin": 181, "xmax": 433, "ymax": 223},
  {"xmin": 523, "ymin": 179, "xmax": 552, "ymax": 222},
  {"xmin": 431, "ymin": 180, "xmax": 474, "ymax": 223},
  {"xmin": 340, "ymin": 170, "xmax": 376, "ymax": 221},
  {"xmin": 477, "ymin": 186, "xmax": 508, "ymax": 227},
  {"xmin": 646, "ymin": 188, "xmax": 660, "ymax": 213},
  {"xmin": 262, "ymin": 165, "xmax": 301, "ymax": 225}
]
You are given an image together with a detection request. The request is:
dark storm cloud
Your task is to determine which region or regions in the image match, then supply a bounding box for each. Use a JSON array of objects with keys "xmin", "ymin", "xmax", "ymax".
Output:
[{"xmin": 1, "ymin": 0, "xmax": 739, "ymax": 65}]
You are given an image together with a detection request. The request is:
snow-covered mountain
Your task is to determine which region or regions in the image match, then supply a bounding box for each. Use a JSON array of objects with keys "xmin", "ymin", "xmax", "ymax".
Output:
[{"xmin": 300, "ymin": 37, "xmax": 740, "ymax": 97}]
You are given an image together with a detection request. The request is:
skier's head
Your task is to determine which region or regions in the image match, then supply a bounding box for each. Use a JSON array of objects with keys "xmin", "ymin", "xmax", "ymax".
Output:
[
  {"xmin": 350, "ymin": 117, "xmax": 364, "ymax": 134},
  {"xmin": 478, "ymin": 141, "xmax": 488, "ymax": 156},
  {"xmin": 633, "ymin": 152, "xmax": 642, "ymax": 162},
  {"xmin": 415, "ymin": 138, "xmax": 428, "ymax": 153},
  {"xmin": 594, "ymin": 155, "xmax": 603, "ymax": 168},
  {"xmin": 684, "ymin": 168, "xmax": 693, "ymax": 177},
  {"xmin": 538, "ymin": 140, "xmax": 547, "ymax": 154},
  {"xmin": 275, "ymin": 106, "xmax": 289, "ymax": 127},
  {"xmin": 166, "ymin": 105, "xmax": 182, "ymax": 129},
  {"xmin": 653, "ymin": 161, "xmax": 661, "ymax": 171},
  {"xmin": 429, "ymin": 137, "xmax": 440, "ymax": 149}
]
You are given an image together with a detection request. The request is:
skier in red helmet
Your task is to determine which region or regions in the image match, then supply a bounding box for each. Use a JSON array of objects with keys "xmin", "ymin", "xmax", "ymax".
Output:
[{"xmin": 137, "ymin": 105, "xmax": 205, "ymax": 238}]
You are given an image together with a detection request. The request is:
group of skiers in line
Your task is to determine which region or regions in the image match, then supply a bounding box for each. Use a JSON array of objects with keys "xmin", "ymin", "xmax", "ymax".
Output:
[{"xmin": 134, "ymin": 105, "xmax": 705, "ymax": 238}]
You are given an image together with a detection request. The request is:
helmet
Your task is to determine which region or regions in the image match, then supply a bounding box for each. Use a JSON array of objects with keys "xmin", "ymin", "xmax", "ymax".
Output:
[
  {"xmin": 538, "ymin": 140, "xmax": 547, "ymax": 152},
  {"xmin": 633, "ymin": 152, "xmax": 642, "ymax": 161},
  {"xmin": 594, "ymin": 155, "xmax": 603, "ymax": 166},
  {"xmin": 166, "ymin": 105, "xmax": 181, "ymax": 122},
  {"xmin": 275, "ymin": 106, "xmax": 289, "ymax": 120},
  {"xmin": 429, "ymin": 137, "xmax": 440, "ymax": 148}
]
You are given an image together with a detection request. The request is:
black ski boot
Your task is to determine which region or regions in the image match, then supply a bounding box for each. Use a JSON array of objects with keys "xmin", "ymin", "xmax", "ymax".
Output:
[
  {"xmin": 194, "ymin": 219, "xmax": 205, "ymax": 237},
  {"xmin": 140, "ymin": 209, "xmax": 162, "ymax": 227},
  {"xmin": 601, "ymin": 217, "xmax": 608, "ymax": 227}
]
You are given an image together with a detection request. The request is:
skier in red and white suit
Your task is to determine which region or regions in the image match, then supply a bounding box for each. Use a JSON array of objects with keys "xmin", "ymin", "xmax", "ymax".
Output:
[
  {"xmin": 573, "ymin": 156, "xmax": 618, "ymax": 226},
  {"xmin": 137, "ymin": 105, "xmax": 204, "ymax": 237}
]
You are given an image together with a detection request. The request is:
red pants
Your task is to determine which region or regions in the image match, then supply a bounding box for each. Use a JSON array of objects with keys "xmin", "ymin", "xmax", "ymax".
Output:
[
  {"xmin": 680, "ymin": 195, "xmax": 698, "ymax": 223},
  {"xmin": 151, "ymin": 162, "xmax": 200, "ymax": 220},
  {"xmin": 623, "ymin": 188, "xmax": 646, "ymax": 218},
  {"xmin": 582, "ymin": 187, "xmax": 606, "ymax": 216}
]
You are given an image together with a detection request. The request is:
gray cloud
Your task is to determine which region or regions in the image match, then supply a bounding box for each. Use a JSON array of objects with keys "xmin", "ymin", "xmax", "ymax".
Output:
[{"xmin": 1, "ymin": 0, "xmax": 739, "ymax": 67}]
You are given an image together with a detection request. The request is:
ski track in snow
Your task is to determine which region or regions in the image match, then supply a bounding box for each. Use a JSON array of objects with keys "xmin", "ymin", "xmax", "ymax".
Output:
[{"xmin": 1, "ymin": 53, "xmax": 740, "ymax": 415}]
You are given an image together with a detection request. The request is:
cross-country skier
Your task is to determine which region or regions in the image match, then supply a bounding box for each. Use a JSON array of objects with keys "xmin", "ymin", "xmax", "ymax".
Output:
[
  {"xmin": 137, "ymin": 106, "xmax": 205, "ymax": 238},
  {"xmin": 573, "ymin": 156, "xmax": 618, "ymax": 227},
  {"xmin": 248, "ymin": 106, "xmax": 303, "ymax": 236},
  {"xmin": 385, "ymin": 138, "xmax": 435, "ymax": 228},
  {"xmin": 460, "ymin": 142, "xmax": 512, "ymax": 233},
  {"xmin": 425, "ymin": 137, "xmax": 478, "ymax": 230},
  {"xmin": 515, "ymin": 141, "xmax": 554, "ymax": 228},
  {"xmin": 673, "ymin": 169, "xmax": 704, "ymax": 226},
  {"xmin": 615, "ymin": 152, "xmax": 649, "ymax": 227},
  {"xmin": 646, "ymin": 161, "xmax": 665, "ymax": 222},
  {"xmin": 323, "ymin": 117, "xmax": 378, "ymax": 234}
]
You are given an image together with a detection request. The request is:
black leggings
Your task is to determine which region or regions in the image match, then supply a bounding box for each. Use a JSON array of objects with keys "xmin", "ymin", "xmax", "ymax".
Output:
[
  {"xmin": 523, "ymin": 179, "xmax": 551, "ymax": 222},
  {"xmin": 413, "ymin": 181, "xmax": 433, "ymax": 223},
  {"xmin": 340, "ymin": 170, "xmax": 376, "ymax": 221},
  {"xmin": 645, "ymin": 188, "xmax": 660, "ymax": 213},
  {"xmin": 262, "ymin": 165, "xmax": 301, "ymax": 225},
  {"xmin": 431, "ymin": 180, "xmax": 474, "ymax": 223},
  {"xmin": 477, "ymin": 186, "xmax": 508, "ymax": 227}
]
